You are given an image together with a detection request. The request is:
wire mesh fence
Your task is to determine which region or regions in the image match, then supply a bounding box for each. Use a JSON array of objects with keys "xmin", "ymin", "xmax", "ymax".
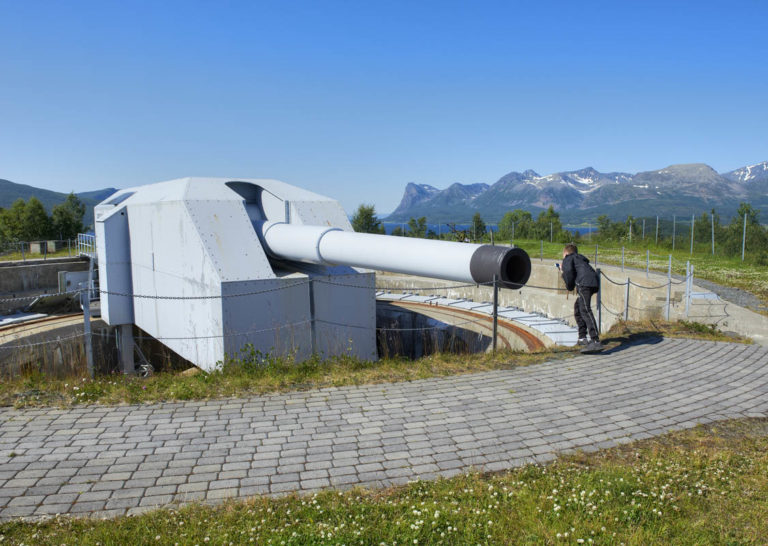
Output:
[
  {"xmin": 381, "ymin": 211, "xmax": 767, "ymax": 264},
  {"xmin": 0, "ymin": 239, "xmax": 85, "ymax": 262}
]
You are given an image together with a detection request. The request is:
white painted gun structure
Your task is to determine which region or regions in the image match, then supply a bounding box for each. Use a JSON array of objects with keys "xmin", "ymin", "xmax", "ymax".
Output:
[{"xmin": 95, "ymin": 177, "xmax": 532, "ymax": 372}]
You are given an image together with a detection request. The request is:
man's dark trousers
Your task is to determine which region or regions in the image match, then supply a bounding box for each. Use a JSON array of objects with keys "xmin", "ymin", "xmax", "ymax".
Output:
[{"xmin": 574, "ymin": 285, "xmax": 599, "ymax": 340}]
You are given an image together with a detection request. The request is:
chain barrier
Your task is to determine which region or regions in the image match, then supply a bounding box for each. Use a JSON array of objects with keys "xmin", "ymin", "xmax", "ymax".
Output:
[
  {"xmin": 600, "ymin": 271, "xmax": 691, "ymax": 289},
  {"xmin": 0, "ymin": 258, "xmax": 709, "ymax": 356},
  {"xmin": 627, "ymin": 279, "xmax": 672, "ymax": 290},
  {"xmin": 317, "ymin": 315, "xmax": 493, "ymax": 332},
  {"xmin": 150, "ymin": 321, "xmax": 313, "ymax": 341},
  {"xmin": 97, "ymin": 281, "xmax": 312, "ymax": 300},
  {"xmin": 1, "ymin": 311, "xmax": 508, "ymax": 351},
  {"xmin": 0, "ymin": 331, "xmax": 86, "ymax": 350},
  {"xmin": 0, "ymin": 289, "xmax": 82, "ymax": 304},
  {"xmin": 598, "ymin": 273, "xmax": 629, "ymax": 286},
  {"xmin": 598, "ymin": 302, "xmax": 625, "ymax": 317}
]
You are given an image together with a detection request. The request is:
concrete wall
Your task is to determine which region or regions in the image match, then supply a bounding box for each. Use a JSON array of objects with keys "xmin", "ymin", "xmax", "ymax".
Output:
[
  {"xmin": 377, "ymin": 258, "xmax": 768, "ymax": 346},
  {"xmin": 0, "ymin": 258, "xmax": 89, "ymax": 294}
]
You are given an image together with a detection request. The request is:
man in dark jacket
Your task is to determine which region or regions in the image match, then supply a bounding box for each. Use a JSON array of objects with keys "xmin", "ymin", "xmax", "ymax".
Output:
[{"xmin": 559, "ymin": 244, "xmax": 603, "ymax": 351}]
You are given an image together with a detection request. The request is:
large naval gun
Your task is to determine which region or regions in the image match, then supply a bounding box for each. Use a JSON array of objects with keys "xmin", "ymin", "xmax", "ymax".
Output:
[{"xmin": 95, "ymin": 178, "xmax": 531, "ymax": 372}]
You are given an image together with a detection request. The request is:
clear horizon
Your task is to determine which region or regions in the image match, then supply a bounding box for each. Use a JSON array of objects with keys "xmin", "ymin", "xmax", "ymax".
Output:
[{"xmin": 1, "ymin": 0, "xmax": 766, "ymax": 215}]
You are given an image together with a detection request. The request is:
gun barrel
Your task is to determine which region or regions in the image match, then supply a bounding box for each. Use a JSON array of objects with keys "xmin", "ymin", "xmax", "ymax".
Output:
[{"xmin": 258, "ymin": 221, "xmax": 531, "ymax": 289}]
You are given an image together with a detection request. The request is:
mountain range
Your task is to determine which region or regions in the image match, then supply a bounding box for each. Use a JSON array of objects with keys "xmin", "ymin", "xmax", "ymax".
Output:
[
  {"xmin": 0, "ymin": 179, "xmax": 117, "ymax": 228},
  {"xmin": 3, "ymin": 160, "xmax": 768, "ymax": 229},
  {"xmin": 387, "ymin": 161, "xmax": 768, "ymax": 223}
]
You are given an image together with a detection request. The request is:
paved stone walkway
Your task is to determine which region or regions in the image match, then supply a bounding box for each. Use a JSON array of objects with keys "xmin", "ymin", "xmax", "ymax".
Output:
[{"xmin": 1, "ymin": 338, "xmax": 767, "ymax": 520}]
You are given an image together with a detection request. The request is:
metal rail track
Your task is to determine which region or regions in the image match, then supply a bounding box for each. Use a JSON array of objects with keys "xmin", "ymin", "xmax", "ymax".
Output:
[{"xmin": 0, "ymin": 313, "xmax": 85, "ymax": 345}]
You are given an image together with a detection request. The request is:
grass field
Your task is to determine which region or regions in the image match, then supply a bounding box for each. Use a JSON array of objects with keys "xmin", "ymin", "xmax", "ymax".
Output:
[
  {"xmin": 509, "ymin": 238, "xmax": 768, "ymax": 309},
  {"xmin": 1, "ymin": 418, "xmax": 766, "ymax": 545},
  {"xmin": 0, "ymin": 320, "xmax": 748, "ymax": 409},
  {"xmin": 0, "ymin": 247, "xmax": 76, "ymax": 262}
]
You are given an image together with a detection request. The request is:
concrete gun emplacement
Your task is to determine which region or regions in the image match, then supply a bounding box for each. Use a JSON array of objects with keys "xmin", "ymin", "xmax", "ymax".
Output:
[{"xmin": 95, "ymin": 177, "xmax": 532, "ymax": 372}]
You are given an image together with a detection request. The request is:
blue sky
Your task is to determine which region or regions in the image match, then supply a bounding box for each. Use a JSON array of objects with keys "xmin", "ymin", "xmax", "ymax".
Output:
[{"xmin": 1, "ymin": 0, "xmax": 766, "ymax": 214}]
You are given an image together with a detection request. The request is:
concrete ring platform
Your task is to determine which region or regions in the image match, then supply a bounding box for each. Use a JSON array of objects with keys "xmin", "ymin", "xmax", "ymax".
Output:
[{"xmin": 0, "ymin": 337, "xmax": 767, "ymax": 520}]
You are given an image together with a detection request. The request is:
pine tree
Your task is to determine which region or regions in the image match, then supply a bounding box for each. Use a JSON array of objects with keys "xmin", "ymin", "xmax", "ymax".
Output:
[
  {"xmin": 471, "ymin": 212, "xmax": 486, "ymax": 241},
  {"xmin": 22, "ymin": 197, "xmax": 52, "ymax": 240},
  {"xmin": 52, "ymin": 193, "xmax": 86, "ymax": 239},
  {"xmin": 351, "ymin": 204, "xmax": 385, "ymax": 234}
]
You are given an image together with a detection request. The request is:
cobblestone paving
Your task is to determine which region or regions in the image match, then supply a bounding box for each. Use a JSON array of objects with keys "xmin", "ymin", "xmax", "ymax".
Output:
[{"xmin": 1, "ymin": 338, "xmax": 767, "ymax": 520}]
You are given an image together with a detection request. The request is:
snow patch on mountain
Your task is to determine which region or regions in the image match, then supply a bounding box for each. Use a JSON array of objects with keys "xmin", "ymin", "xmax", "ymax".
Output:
[{"xmin": 725, "ymin": 161, "xmax": 768, "ymax": 183}]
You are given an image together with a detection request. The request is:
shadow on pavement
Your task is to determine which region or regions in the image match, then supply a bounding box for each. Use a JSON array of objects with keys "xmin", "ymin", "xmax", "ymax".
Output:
[{"xmin": 597, "ymin": 333, "xmax": 664, "ymax": 355}]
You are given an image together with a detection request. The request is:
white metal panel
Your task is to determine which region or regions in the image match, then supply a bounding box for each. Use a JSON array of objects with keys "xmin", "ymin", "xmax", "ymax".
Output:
[
  {"xmin": 290, "ymin": 200, "xmax": 353, "ymax": 230},
  {"xmin": 95, "ymin": 205, "xmax": 134, "ymax": 325},
  {"xmin": 221, "ymin": 277, "xmax": 313, "ymax": 364},
  {"xmin": 185, "ymin": 200, "xmax": 275, "ymax": 282},
  {"xmin": 311, "ymin": 272, "xmax": 377, "ymax": 360},
  {"xmin": 126, "ymin": 200, "xmax": 225, "ymax": 369}
]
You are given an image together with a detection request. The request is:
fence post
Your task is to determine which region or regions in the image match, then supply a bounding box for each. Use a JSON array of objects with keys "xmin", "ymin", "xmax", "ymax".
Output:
[
  {"xmin": 490, "ymin": 229, "xmax": 494, "ymax": 246},
  {"xmin": 540, "ymin": 240, "xmax": 543, "ymax": 262},
  {"xmin": 68, "ymin": 239, "xmax": 71, "ymax": 257},
  {"xmin": 594, "ymin": 244, "xmax": 598, "ymax": 267},
  {"xmin": 492, "ymin": 275, "xmax": 498, "ymax": 353},
  {"xmin": 665, "ymin": 255, "xmax": 672, "ymax": 321},
  {"xmin": 655, "ymin": 216, "xmax": 659, "ymax": 245},
  {"xmin": 596, "ymin": 268, "xmax": 602, "ymax": 334},
  {"xmin": 21, "ymin": 242, "xmax": 25, "ymax": 262},
  {"xmin": 624, "ymin": 277, "xmax": 630, "ymax": 321},
  {"xmin": 646, "ymin": 249, "xmax": 649, "ymax": 278},
  {"xmin": 742, "ymin": 212, "xmax": 747, "ymax": 261},
  {"xmin": 684, "ymin": 261, "xmax": 690, "ymax": 317},
  {"xmin": 711, "ymin": 213, "xmax": 715, "ymax": 255},
  {"xmin": 690, "ymin": 214, "xmax": 694, "ymax": 255},
  {"xmin": 672, "ymin": 215, "xmax": 676, "ymax": 251},
  {"xmin": 621, "ymin": 246, "xmax": 625, "ymax": 271},
  {"xmin": 309, "ymin": 278, "xmax": 317, "ymax": 355},
  {"xmin": 642, "ymin": 218, "xmax": 645, "ymax": 240},
  {"xmin": 690, "ymin": 264, "xmax": 695, "ymax": 313},
  {"xmin": 81, "ymin": 287, "xmax": 94, "ymax": 379},
  {"xmin": 629, "ymin": 221, "xmax": 632, "ymax": 243}
]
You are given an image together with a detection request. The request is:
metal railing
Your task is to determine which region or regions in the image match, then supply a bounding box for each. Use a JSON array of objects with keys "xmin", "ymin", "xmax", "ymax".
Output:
[{"xmin": 77, "ymin": 233, "xmax": 97, "ymax": 259}]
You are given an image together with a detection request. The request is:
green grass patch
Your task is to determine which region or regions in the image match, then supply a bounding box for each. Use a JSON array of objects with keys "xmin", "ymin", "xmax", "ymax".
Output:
[
  {"xmin": 602, "ymin": 319, "xmax": 752, "ymax": 344},
  {"xmin": 0, "ymin": 248, "xmax": 76, "ymax": 262},
  {"xmin": 1, "ymin": 418, "xmax": 766, "ymax": 544},
  {"xmin": 2, "ymin": 346, "xmax": 575, "ymax": 408},
  {"xmin": 0, "ymin": 321, "xmax": 746, "ymax": 409}
]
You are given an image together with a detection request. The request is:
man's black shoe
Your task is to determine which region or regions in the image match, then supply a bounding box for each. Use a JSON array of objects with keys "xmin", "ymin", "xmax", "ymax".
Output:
[
  {"xmin": 581, "ymin": 340, "xmax": 604, "ymax": 353},
  {"xmin": 577, "ymin": 338, "xmax": 589, "ymax": 346}
]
